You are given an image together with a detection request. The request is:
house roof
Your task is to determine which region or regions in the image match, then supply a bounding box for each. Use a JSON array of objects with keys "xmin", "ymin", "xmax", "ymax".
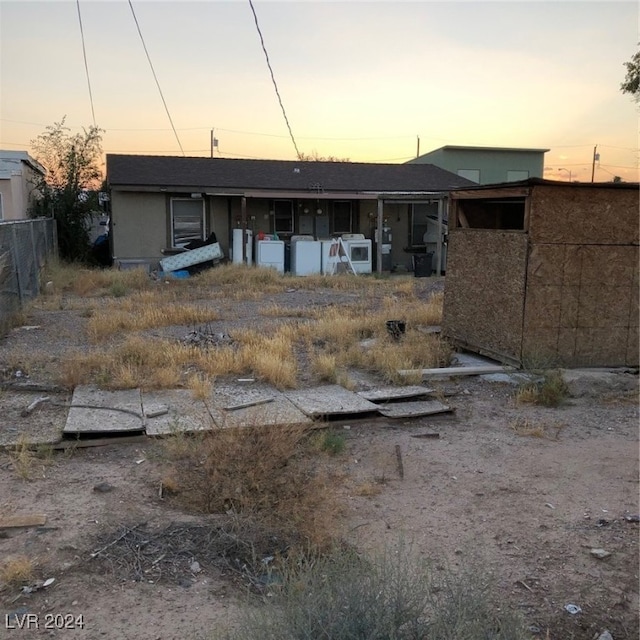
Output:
[
  {"xmin": 0, "ymin": 150, "xmax": 46, "ymax": 177},
  {"xmin": 420, "ymin": 145, "xmax": 550, "ymax": 154},
  {"xmin": 106, "ymin": 154, "xmax": 475, "ymax": 194}
]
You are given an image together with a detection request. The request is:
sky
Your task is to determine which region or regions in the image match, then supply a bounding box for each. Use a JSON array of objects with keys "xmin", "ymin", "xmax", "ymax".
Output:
[{"xmin": 0, "ymin": 0, "xmax": 638, "ymax": 182}]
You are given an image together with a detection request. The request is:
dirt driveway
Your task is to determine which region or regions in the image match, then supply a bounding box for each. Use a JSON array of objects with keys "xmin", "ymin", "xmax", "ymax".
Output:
[{"xmin": 0, "ymin": 273, "xmax": 637, "ymax": 640}]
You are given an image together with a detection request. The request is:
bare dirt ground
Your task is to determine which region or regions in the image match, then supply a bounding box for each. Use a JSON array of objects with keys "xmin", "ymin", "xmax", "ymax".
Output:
[{"xmin": 0, "ymin": 276, "xmax": 638, "ymax": 640}]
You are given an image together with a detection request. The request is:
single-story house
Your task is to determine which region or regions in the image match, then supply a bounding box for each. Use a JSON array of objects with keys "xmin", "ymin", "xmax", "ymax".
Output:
[
  {"xmin": 442, "ymin": 178, "xmax": 639, "ymax": 368},
  {"xmin": 0, "ymin": 150, "xmax": 46, "ymax": 221},
  {"xmin": 106, "ymin": 154, "xmax": 475, "ymax": 274},
  {"xmin": 407, "ymin": 145, "xmax": 548, "ymax": 185}
]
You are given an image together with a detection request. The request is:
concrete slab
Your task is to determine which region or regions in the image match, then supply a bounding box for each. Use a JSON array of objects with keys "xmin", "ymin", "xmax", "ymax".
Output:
[
  {"xmin": 207, "ymin": 382, "xmax": 312, "ymax": 428},
  {"xmin": 376, "ymin": 400, "xmax": 452, "ymax": 418},
  {"xmin": 357, "ymin": 385, "xmax": 434, "ymax": 402},
  {"xmin": 284, "ymin": 385, "xmax": 380, "ymax": 417},
  {"xmin": 142, "ymin": 390, "xmax": 214, "ymax": 436},
  {"xmin": 63, "ymin": 386, "xmax": 143, "ymax": 434}
]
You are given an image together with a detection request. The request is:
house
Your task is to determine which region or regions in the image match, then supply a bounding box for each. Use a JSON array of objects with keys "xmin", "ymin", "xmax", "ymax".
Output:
[
  {"xmin": 442, "ymin": 178, "xmax": 639, "ymax": 368},
  {"xmin": 407, "ymin": 145, "xmax": 548, "ymax": 185},
  {"xmin": 0, "ymin": 150, "xmax": 46, "ymax": 221},
  {"xmin": 106, "ymin": 155, "xmax": 475, "ymax": 273}
]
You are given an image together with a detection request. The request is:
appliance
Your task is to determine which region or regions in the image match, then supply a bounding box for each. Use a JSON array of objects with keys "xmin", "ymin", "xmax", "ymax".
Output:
[
  {"xmin": 320, "ymin": 239, "xmax": 335, "ymax": 274},
  {"xmin": 341, "ymin": 234, "xmax": 372, "ymax": 274},
  {"xmin": 290, "ymin": 235, "xmax": 321, "ymax": 276},
  {"xmin": 255, "ymin": 239, "xmax": 285, "ymax": 273},
  {"xmin": 232, "ymin": 228, "xmax": 253, "ymax": 265},
  {"xmin": 374, "ymin": 226, "xmax": 392, "ymax": 272}
]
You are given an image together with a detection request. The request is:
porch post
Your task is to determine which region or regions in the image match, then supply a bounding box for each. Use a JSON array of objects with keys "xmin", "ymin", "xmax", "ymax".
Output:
[
  {"xmin": 376, "ymin": 198, "xmax": 384, "ymax": 274},
  {"xmin": 436, "ymin": 197, "xmax": 443, "ymax": 276},
  {"xmin": 241, "ymin": 196, "xmax": 247, "ymax": 263}
]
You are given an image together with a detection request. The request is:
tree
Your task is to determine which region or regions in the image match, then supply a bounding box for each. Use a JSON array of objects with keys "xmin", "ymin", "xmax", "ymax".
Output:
[
  {"xmin": 298, "ymin": 149, "xmax": 350, "ymax": 162},
  {"xmin": 620, "ymin": 46, "xmax": 640, "ymax": 102},
  {"xmin": 30, "ymin": 117, "xmax": 104, "ymax": 262}
]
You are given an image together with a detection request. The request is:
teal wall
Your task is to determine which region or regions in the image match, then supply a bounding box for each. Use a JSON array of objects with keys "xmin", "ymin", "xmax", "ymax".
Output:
[{"xmin": 409, "ymin": 148, "xmax": 546, "ymax": 185}]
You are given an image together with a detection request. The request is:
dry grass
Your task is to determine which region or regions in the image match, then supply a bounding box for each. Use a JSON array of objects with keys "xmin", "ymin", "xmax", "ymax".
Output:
[
  {"xmin": 43, "ymin": 259, "xmax": 151, "ymax": 297},
  {"xmin": 8, "ymin": 437, "xmax": 54, "ymax": 480},
  {"xmin": 38, "ymin": 262, "xmax": 448, "ymax": 390},
  {"xmin": 162, "ymin": 424, "xmax": 341, "ymax": 550},
  {"xmin": 516, "ymin": 370, "xmax": 569, "ymax": 407},
  {"xmin": 510, "ymin": 417, "xmax": 565, "ymax": 441},
  {"xmin": 0, "ymin": 555, "xmax": 36, "ymax": 588}
]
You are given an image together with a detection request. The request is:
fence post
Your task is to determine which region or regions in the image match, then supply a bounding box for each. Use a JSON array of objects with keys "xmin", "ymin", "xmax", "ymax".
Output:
[{"xmin": 10, "ymin": 224, "xmax": 26, "ymax": 302}]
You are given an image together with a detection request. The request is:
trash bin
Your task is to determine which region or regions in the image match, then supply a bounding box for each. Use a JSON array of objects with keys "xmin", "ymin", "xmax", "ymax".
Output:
[{"xmin": 413, "ymin": 252, "xmax": 434, "ymax": 277}]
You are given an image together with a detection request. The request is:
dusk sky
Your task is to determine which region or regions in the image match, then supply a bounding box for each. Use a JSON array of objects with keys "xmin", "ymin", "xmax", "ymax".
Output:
[{"xmin": 1, "ymin": 0, "xmax": 638, "ymax": 182}]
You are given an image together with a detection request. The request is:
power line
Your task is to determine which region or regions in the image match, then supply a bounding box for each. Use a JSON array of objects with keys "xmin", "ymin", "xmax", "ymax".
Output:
[
  {"xmin": 76, "ymin": 0, "xmax": 96, "ymax": 126},
  {"xmin": 127, "ymin": 0, "xmax": 184, "ymax": 156},
  {"xmin": 247, "ymin": 0, "xmax": 301, "ymax": 160}
]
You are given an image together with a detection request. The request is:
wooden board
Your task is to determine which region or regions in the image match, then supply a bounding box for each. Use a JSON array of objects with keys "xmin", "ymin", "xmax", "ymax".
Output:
[
  {"xmin": 0, "ymin": 515, "xmax": 47, "ymax": 529},
  {"xmin": 208, "ymin": 382, "xmax": 312, "ymax": 428},
  {"xmin": 377, "ymin": 401, "xmax": 452, "ymax": 418},
  {"xmin": 142, "ymin": 389, "xmax": 214, "ymax": 436},
  {"xmin": 284, "ymin": 385, "xmax": 380, "ymax": 417},
  {"xmin": 397, "ymin": 365, "xmax": 512, "ymax": 379},
  {"xmin": 357, "ymin": 386, "xmax": 434, "ymax": 402},
  {"xmin": 63, "ymin": 386, "xmax": 143, "ymax": 434}
]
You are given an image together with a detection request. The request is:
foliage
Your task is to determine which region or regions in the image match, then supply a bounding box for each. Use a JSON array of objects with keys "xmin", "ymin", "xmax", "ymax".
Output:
[
  {"xmin": 218, "ymin": 544, "xmax": 529, "ymax": 640},
  {"xmin": 620, "ymin": 46, "xmax": 640, "ymax": 102},
  {"xmin": 298, "ymin": 149, "xmax": 351, "ymax": 162},
  {"xmin": 29, "ymin": 117, "xmax": 105, "ymax": 262}
]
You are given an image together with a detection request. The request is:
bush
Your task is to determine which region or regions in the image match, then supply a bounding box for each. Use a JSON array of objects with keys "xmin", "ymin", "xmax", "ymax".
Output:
[
  {"xmin": 217, "ymin": 544, "xmax": 529, "ymax": 640},
  {"xmin": 516, "ymin": 370, "xmax": 568, "ymax": 407}
]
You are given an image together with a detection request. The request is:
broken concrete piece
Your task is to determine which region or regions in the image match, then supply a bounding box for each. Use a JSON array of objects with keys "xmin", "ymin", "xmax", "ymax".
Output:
[
  {"xmin": 376, "ymin": 400, "xmax": 452, "ymax": 418},
  {"xmin": 284, "ymin": 385, "xmax": 379, "ymax": 417},
  {"xmin": 357, "ymin": 385, "xmax": 434, "ymax": 402}
]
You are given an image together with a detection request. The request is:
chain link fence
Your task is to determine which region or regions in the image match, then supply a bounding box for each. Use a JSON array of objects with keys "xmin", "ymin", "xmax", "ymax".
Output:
[{"xmin": 0, "ymin": 218, "xmax": 57, "ymax": 336}]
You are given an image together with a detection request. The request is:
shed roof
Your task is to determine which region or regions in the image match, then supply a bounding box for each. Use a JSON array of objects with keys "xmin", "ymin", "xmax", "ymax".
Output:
[
  {"xmin": 106, "ymin": 154, "xmax": 475, "ymax": 193},
  {"xmin": 451, "ymin": 177, "xmax": 639, "ymax": 192}
]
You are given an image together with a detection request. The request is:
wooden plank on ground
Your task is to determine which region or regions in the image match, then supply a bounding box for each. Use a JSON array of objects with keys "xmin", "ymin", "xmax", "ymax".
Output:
[
  {"xmin": 377, "ymin": 400, "xmax": 453, "ymax": 418},
  {"xmin": 208, "ymin": 382, "xmax": 312, "ymax": 428},
  {"xmin": 284, "ymin": 385, "xmax": 379, "ymax": 418},
  {"xmin": 357, "ymin": 385, "xmax": 434, "ymax": 403},
  {"xmin": 0, "ymin": 515, "xmax": 47, "ymax": 529},
  {"xmin": 397, "ymin": 365, "xmax": 512, "ymax": 379},
  {"xmin": 63, "ymin": 386, "xmax": 143, "ymax": 434},
  {"xmin": 142, "ymin": 390, "xmax": 213, "ymax": 436}
]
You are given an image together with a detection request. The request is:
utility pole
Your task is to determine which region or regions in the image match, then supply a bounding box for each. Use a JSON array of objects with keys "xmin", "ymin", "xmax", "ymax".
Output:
[
  {"xmin": 416, "ymin": 135, "xmax": 420, "ymax": 158},
  {"xmin": 210, "ymin": 129, "xmax": 214, "ymax": 158},
  {"xmin": 591, "ymin": 144, "xmax": 598, "ymax": 183}
]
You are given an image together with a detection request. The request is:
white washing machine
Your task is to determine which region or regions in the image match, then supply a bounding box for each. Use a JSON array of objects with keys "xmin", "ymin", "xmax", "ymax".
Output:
[
  {"xmin": 341, "ymin": 234, "xmax": 372, "ymax": 274},
  {"xmin": 255, "ymin": 239, "xmax": 285, "ymax": 273},
  {"xmin": 290, "ymin": 235, "xmax": 321, "ymax": 276}
]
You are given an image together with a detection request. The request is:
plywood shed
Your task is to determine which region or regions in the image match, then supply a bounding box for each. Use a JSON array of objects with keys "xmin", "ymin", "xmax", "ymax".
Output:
[{"xmin": 442, "ymin": 179, "xmax": 639, "ymax": 368}]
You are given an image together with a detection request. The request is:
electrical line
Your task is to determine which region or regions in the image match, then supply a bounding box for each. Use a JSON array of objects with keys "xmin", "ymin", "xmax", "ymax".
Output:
[
  {"xmin": 247, "ymin": 0, "xmax": 301, "ymax": 160},
  {"xmin": 76, "ymin": 0, "xmax": 96, "ymax": 126},
  {"xmin": 127, "ymin": 0, "xmax": 185, "ymax": 156}
]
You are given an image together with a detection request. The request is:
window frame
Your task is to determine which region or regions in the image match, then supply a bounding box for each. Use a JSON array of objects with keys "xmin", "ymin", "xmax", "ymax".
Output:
[
  {"xmin": 170, "ymin": 197, "xmax": 206, "ymax": 248},
  {"xmin": 332, "ymin": 200, "xmax": 353, "ymax": 234},
  {"xmin": 272, "ymin": 199, "xmax": 294, "ymax": 234}
]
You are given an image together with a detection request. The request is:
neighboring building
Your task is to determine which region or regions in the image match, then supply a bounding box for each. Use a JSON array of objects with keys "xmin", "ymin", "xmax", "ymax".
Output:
[
  {"xmin": 0, "ymin": 150, "xmax": 46, "ymax": 221},
  {"xmin": 408, "ymin": 145, "xmax": 548, "ymax": 185},
  {"xmin": 106, "ymin": 155, "xmax": 474, "ymax": 273},
  {"xmin": 442, "ymin": 179, "xmax": 639, "ymax": 368}
]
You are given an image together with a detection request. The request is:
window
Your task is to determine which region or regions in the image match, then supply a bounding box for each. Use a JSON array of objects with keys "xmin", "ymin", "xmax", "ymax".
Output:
[
  {"xmin": 506, "ymin": 170, "xmax": 529, "ymax": 182},
  {"xmin": 457, "ymin": 169, "xmax": 480, "ymax": 183},
  {"xmin": 410, "ymin": 202, "xmax": 439, "ymax": 245},
  {"xmin": 273, "ymin": 200, "xmax": 293, "ymax": 234},
  {"xmin": 455, "ymin": 197, "xmax": 526, "ymax": 230},
  {"xmin": 332, "ymin": 201, "xmax": 352, "ymax": 234},
  {"xmin": 171, "ymin": 198, "xmax": 205, "ymax": 248}
]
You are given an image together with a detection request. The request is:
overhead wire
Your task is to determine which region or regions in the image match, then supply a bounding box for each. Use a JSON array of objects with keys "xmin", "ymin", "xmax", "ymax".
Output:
[
  {"xmin": 76, "ymin": 0, "xmax": 96, "ymax": 126},
  {"xmin": 247, "ymin": 0, "xmax": 301, "ymax": 160},
  {"xmin": 127, "ymin": 0, "xmax": 185, "ymax": 156}
]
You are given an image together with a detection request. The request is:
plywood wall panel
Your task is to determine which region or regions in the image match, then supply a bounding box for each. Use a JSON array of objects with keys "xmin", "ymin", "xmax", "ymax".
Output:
[
  {"xmin": 529, "ymin": 186, "xmax": 639, "ymax": 245},
  {"xmin": 442, "ymin": 230, "xmax": 528, "ymax": 363}
]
